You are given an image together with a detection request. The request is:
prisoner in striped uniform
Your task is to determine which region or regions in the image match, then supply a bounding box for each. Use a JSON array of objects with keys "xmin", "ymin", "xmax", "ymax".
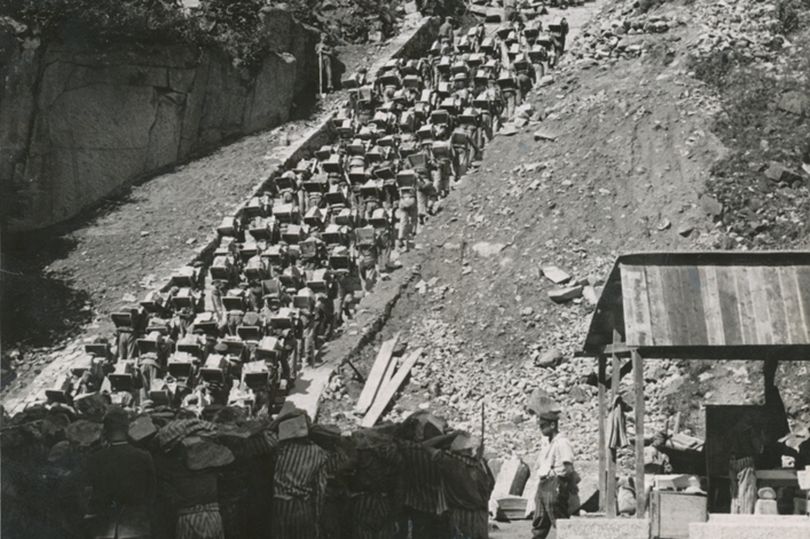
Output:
[
  {"xmin": 155, "ymin": 447, "xmax": 225, "ymax": 539},
  {"xmin": 395, "ymin": 439, "xmax": 449, "ymax": 538},
  {"xmin": 311, "ymin": 424, "xmax": 352, "ymax": 539},
  {"xmin": 271, "ymin": 414, "xmax": 328, "ymax": 539},
  {"xmin": 436, "ymin": 433, "xmax": 495, "ymax": 539},
  {"xmin": 347, "ymin": 429, "xmax": 402, "ymax": 539}
]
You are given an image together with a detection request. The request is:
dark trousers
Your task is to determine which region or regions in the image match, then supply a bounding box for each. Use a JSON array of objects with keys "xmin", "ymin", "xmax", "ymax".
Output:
[
  {"xmin": 532, "ymin": 476, "xmax": 570, "ymax": 539},
  {"xmin": 396, "ymin": 509, "xmax": 448, "ymax": 539}
]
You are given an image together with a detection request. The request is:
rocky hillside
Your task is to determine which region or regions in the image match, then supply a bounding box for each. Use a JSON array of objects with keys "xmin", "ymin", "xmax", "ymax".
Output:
[{"xmin": 320, "ymin": 0, "xmax": 810, "ymax": 470}]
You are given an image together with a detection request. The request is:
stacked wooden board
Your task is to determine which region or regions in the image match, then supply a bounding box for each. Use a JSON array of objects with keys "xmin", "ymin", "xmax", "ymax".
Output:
[{"xmin": 354, "ymin": 334, "xmax": 424, "ymax": 428}]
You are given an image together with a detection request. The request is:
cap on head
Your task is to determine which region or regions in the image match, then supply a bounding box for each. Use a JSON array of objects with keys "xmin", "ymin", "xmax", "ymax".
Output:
[{"xmin": 539, "ymin": 411, "xmax": 561, "ymax": 422}]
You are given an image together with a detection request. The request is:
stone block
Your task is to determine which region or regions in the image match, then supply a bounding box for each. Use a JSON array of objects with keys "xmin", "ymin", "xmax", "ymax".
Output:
[
  {"xmin": 542, "ymin": 265, "xmax": 572, "ymax": 284},
  {"xmin": 534, "ymin": 129, "xmax": 558, "ymax": 141},
  {"xmin": 557, "ymin": 516, "xmax": 649, "ymax": 539},
  {"xmin": 549, "ymin": 285, "xmax": 583, "ymax": 303},
  {"xmin": 689, "ymin": 514, "xmax": 810, "ymax": 539}
]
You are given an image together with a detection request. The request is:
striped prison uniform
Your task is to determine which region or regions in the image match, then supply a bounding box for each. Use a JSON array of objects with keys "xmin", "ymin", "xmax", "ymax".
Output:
[
  {"xmin": 272, "ymin": 439, "xmax": 328, "ymax": 539},
  {"xmin": 532, "ymin": 475, "xmax": 571, "ymax": 539},
  {"xmin": 396, "ymin": 441, "xmax": 449, "ymax": 538},
  {"xmin": 729, "ymin": 456, "xmax": 756, "ymax": 515},
  {"xmin": 176, "ymin": 503, "xmax": 225, "ymax": 539},
  {"xmin": 347, "ymin": 443, "xmax": 401, "ymax": 539},
  {"xmin": 439, "ymin": 451, "xmax": 494, "ymax": 539},
  {"xmin": 218, "ymin": 461, "xmax": 249, "ymax": 539},
  {"xmin": 320, "ymin": 446, "xmax": 352, "ymax": 539}
]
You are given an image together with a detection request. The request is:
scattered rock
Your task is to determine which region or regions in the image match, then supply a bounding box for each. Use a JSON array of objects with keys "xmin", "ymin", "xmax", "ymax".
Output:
[
  {"xmin": 569, "ymin": 385, "xmax": 589, "ymax": 404},
  {"xmin": 764, "ymin": 162, "xmax": 803, "ymax": 184},
  {"xmin": 541, "ymin": 266, "xmax": 572, "ymax": 284},
  {"xmin": 698, "ymin": 194, "xmax": 723, "ymax": 218},
  {"xmin": 582, "ymin": 285, "xmax": 599, "ymax": 306},
  {"xmin": 778, "ymin": 91, "xmax": 809, "ymax": 116},
  {"xmin": 677, "ymin": 223, "xmax": 695, "ymax": 237},
  {"xmin": 533, "ymin": 130, "xmax": 557, "ymax": 142},
  {"xmin": 660, "ymin": 375, "xmax": 686, "ymax": 399},
  {"xmin": 548, "ymin": 285, "xmax": 583, "ymax": 303},
  {"xmin": 472, "ymin": 242, "xmax": 505, "ymax": 258},
  {"xmin": 656, "ymin": 218, "xmax": 671, "ymax": 231}
]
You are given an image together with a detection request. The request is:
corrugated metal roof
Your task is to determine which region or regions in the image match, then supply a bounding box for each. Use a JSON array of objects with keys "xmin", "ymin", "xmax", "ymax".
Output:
[{"xmin": 582, "ymin": 251, "xmax": 810, "ymax": 359}]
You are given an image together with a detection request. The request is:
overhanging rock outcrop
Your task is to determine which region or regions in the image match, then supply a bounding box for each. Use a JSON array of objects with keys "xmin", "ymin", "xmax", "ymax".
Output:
[{"xmin": 0, "ymin": 9, "xmax": 318, "ymax": 231}]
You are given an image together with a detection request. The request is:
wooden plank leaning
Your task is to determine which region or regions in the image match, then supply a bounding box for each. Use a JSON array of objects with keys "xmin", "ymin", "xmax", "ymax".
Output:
[
  {"xmin": 354, "ymin": 332, "xmax": 400, "ymax": 415},
  {"xmin": 361, "ymin": 347, "xmax": 424, "ymax": 428}
]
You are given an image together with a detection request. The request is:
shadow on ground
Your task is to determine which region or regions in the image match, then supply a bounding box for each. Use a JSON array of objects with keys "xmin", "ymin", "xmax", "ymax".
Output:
[{"xmin": 1, "ymin": 230, "xmax": 93, "ymax": 350}]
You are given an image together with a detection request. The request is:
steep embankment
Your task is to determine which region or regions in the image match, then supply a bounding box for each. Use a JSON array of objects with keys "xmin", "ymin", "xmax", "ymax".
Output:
[
  {"xmin": 321, "ymin": 0, "xmax": 810, "ymax": 469},
  {"xmin": 0, "ymin": 8, "xmax": 318, "ymax": 232}
]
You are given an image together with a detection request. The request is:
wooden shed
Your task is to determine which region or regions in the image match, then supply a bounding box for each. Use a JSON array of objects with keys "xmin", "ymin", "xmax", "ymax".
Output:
[{"xmin": 580, "ymin": 251, "xmax": 810, "ymax": 517}]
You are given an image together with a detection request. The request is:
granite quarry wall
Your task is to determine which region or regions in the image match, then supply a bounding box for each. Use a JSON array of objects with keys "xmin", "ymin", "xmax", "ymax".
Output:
[{"xmin": 0, "ymin": 9, "xmax": 319, "ymax": 231}]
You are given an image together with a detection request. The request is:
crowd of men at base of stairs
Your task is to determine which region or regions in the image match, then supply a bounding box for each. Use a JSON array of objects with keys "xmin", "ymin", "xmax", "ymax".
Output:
[
  {"xmin": 2, "ymin": 389, "xmax": 575, "ymax": 539},
  {"xmin": 39, "ymin": 12, "xmax": 570, "ymax": 427}
]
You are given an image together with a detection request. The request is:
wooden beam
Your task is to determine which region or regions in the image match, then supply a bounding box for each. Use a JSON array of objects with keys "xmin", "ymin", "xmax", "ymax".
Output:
[
  {"xmin": 585, "ymin": 359, "xmax": 632, "ymax": 390},
  {"xmin": 600, "ymin": 343, "xmax": 637, "ymax": 355},
  {"xmin": 598, "ymin": 354, "xmax": 607, "ymax": 513},
  {"xmin": 361, "ymin": 348, "xmax": 423, "ymax": 428},
  {"xmin": 607, "ymin": 353, "xmax": 620, "ymax": 518},
  {"xmin": 380, "ymin": 351, "xmax": 399, "ymax": 388},
  {"xmin": 607, "ymin": 329, "xmax": 621, "ymax": 518},
  {"xmin": 632, "ymin": 349, "xmax": 646, "ymax": 518},
  {"xmin": 354, "ymin": 333, "xmax": 400, "ymax": 415}
]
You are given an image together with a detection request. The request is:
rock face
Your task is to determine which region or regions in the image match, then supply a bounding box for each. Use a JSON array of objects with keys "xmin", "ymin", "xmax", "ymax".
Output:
[{"xmin": 0, "ymin": 9, "xmax": 318, "ymax": 231}]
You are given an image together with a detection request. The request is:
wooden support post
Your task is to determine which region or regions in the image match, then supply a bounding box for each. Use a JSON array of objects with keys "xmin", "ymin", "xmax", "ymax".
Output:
[
  {"xmin": 598, "ymin": 354, "xmax": 607, "ymax": 513},
  {"xmin": 632, "ymin": 349, "xmax": 646, "ymax": 518},
  {"xmin": 607, "ymin": 351, "xmax": 620, "ymax": 517}
]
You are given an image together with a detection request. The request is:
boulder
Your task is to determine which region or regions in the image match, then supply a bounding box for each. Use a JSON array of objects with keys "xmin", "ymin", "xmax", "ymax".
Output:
[{"xmin": 536, "ymin": 348, "xmax": 563, "ymax": 368}]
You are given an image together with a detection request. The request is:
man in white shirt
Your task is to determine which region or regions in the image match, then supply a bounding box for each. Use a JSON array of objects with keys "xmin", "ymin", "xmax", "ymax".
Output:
[{"xmin": 528, "ymin": 390, "xmax": 576, "ymax": 539}]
